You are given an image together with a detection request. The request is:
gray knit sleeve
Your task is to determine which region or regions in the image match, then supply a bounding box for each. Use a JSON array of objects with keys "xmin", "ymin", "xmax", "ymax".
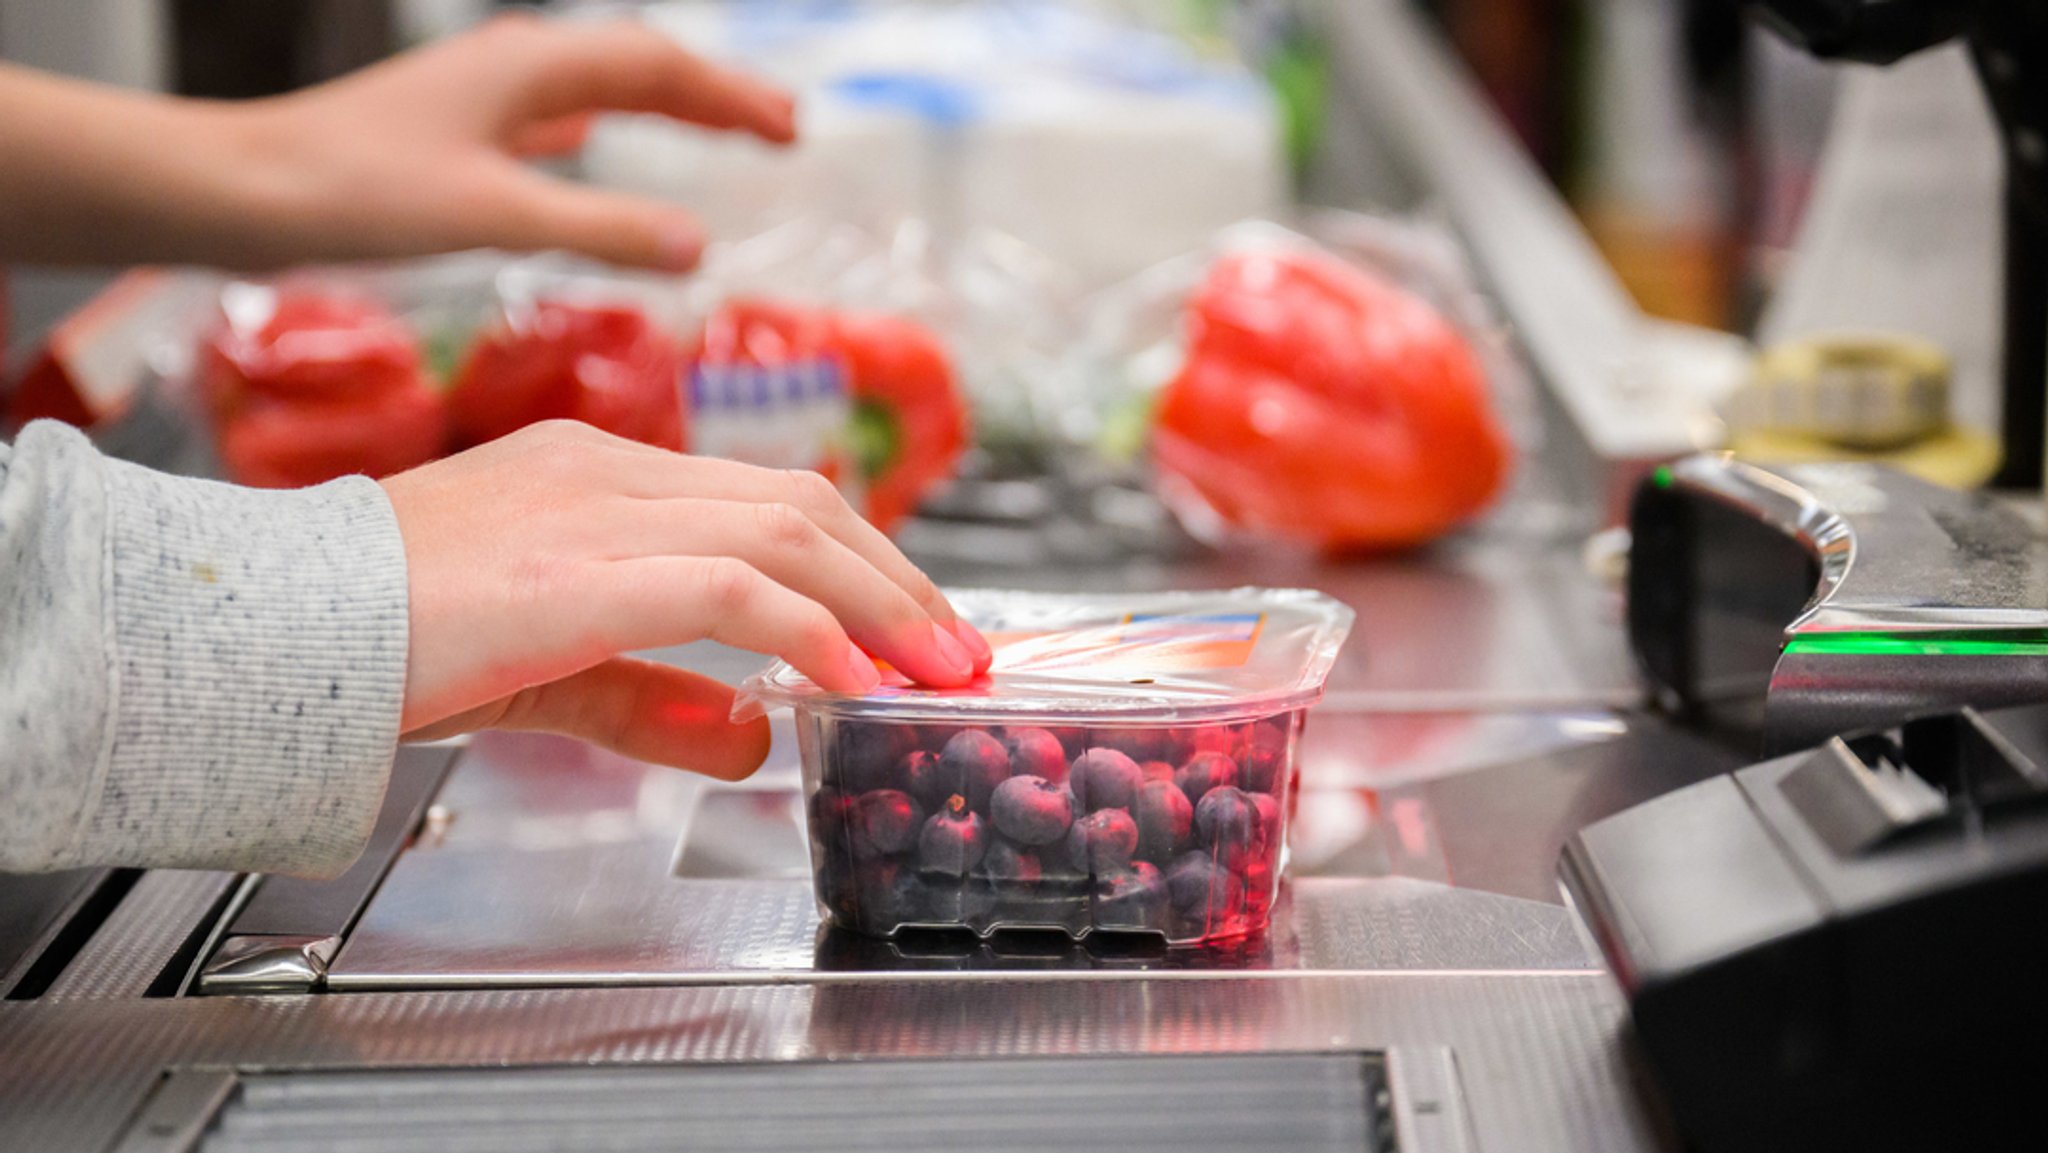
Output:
[{"xmin": 0, "ymin": 420, "xmax": 409, "ymax": 878}]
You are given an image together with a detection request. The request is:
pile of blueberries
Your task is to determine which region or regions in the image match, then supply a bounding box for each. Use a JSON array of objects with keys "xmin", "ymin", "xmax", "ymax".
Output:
[{"xmin": 807, "ymin": 716, "xmax": 1295, "ymax": 942}]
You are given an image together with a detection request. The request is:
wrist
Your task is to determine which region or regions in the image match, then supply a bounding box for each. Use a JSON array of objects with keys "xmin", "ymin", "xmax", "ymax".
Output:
[{"xmin": 176, "ymin": 97, "xmax": 342, "ymax": 269}]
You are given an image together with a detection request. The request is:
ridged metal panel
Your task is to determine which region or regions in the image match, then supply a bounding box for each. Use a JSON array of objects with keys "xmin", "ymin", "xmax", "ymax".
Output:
[
  {"xmin": 195, "ymin": 1055, "xmax": 1391, "ymax": 1153},
  {"xmin": 42, "ymin": 869, "xmax": 236, "ymax": 1001},
  {"xmin": 0, "ymin": 868, "xmax": 111, "ymax": 993},
  {"xmin": 329, "ymin": 875, "xmax": 1595, "ymax": 990},
  {"xmin": 0, "ymin": 974, "xmax": 1658, "ymax": 1153}
]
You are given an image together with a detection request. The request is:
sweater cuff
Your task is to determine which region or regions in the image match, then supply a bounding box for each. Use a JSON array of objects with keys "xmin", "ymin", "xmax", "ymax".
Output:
[{"xmin": 86, "ymin": 464, "xmax": 410, "ymax": 877}]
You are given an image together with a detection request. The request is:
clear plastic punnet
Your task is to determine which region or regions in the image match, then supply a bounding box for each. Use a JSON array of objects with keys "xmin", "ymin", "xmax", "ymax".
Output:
[{"xmin": 737, "ymin": 587, "xmax": 1354, "ymax": 945}]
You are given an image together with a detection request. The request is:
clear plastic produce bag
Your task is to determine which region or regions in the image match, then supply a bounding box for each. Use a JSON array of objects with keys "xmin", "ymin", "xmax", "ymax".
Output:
[{"xmin": 1068, "ymin": 215, "xmax": 1528, "ymax": 552}]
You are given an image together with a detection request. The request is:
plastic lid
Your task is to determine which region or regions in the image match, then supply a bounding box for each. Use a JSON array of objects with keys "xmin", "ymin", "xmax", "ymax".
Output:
[{"xmin": 736, "ymin": 586, "xmax": 1354, "ymax": 723}]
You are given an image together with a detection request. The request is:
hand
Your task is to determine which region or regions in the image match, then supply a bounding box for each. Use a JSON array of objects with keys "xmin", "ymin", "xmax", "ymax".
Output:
[
  {"xmin": 380, "ymin": 421, "xmax": 993, "ymax": 780},
  {"xmin": 234, "ymin": 15, "xmax": 795, "ymax": 270},
  {"xmin": 0, "ymin": 17, "xmax": 794, "ymax": 270}
]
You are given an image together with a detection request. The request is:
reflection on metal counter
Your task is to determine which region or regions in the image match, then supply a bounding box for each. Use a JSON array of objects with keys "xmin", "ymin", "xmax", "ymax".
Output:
[
  {"xmin": 317, "ymin": 731, "xmax": 1603, "ymax": 990},
  {"xmin": 1628, "ymin": 453, "xmax": 2048, "ymax": 752},
  {"xmin": 1561, "ymin": 702, "xmax": 2048, "ymax": 1153}
]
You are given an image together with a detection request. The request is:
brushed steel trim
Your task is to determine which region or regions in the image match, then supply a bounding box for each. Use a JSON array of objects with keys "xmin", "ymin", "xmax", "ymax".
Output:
[
  {"xmin": 195, "ymin": 936, "xmax": 340, "ymax": 996},
  {"xmin": 0, "ymin": 975, "xmax": 1655, "ymax": 1153}
]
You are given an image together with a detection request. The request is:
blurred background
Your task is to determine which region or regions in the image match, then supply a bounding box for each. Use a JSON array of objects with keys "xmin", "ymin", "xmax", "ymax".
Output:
[
  {"xmin": 0, "ymin": 0, "xmax": 2005, "ymax": 554},
  {"xmin": 0, "ymin": 0, "xmax": 1865, "ymax": 340}
]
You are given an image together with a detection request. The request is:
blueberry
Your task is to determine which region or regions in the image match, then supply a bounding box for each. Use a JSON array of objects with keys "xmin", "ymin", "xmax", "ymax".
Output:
[
  {"xmin": 917, "ymin": 876, "xmax": 997, "ymax": 925},
  {"xmin": 1239, "ymin": 749, "xmax": 1284, "ymax": 795},
  {"xmin": 1093, "ymin": 861, "xmax": 1168, "ymax": 930},
  {"xmin": 990, "ymin": 775, "xmax": 1074, "ymax": 846},
  {"xmin": 918, "ymin": 794, "xmax": 988, "ymax": 877},
  {"xmin": 851, "ymin": 860, "xmax": 921, "ymax": 929},
  {"xmin": 1062, "ymin": 808, "xmax": 1139, "ymax": 876},
  {"xmin": 809, "ymin": 784, "xmax": 853, "ymax": 827},
  {"xmin": 1249, "ymin": 717, "xmax": 1292, "ymax": 751},
  {"xmin": 1069, "ymin": 748, "xmax": 1144, "ymax": 813},
  {"xmin": 979, "ymin": 838, "xmax": 1043, "ymax": 886},
  {"xmin": 1166, "ymin": 850, "xmax": 1243, "ymax": 921},
  {"xmin": 1241, "ymin": 733, "xmax": 1286, "ymax": 794},
  {"xmin": 939, "ymin": 729, "xmax": 1012, "ymax": 811},
  {"xmin": 1176, "ymin": 751, "xmax": 1239, "ymax": 806},
  {"xmin": 850, "ymin": 789, "xmax": 923, "ymax": 860},
  {"xmin": 901, "ymin": 749, "xmax": 954, "ymax": 812},
  {"xmin": 1194, "ymin": 786, "xmax": 1258, "ymax": 857},
  {"xmin": 808, "ymin": 785, "xmax": 855, "ymax": 854},
  {"xmin": 1044, "ymin": 726, "xmax": 1091, "ymax": 759},
  {"xmin": 834, "ymin": 722, "xmax": 918, "ymax": 792},
  {"xmin": 987, "ymin": 884, "xmax": 1083, "ymax": 932},
  {"xmin": 818, "ymin": 860, "xmax": 859, "ymax": 923},
  {"xmin": 1178, "ymin": 725, "xmax": 1245, "ymax": 763},
  {"xmin": 1133, "ymin": 779, "xmax": 1193, "ymax": 863},
  {"xmin": 1004, "ymin": 727, "xmax": 1069, "ymax": 784},
  {"xmin": 1249, "ymin": 792, "xmax": 1283, "ymax": 850},
  {"xmin": 1090, "ymin": 728, "xmax": 1173, "ymax": 762},
  {"xmin": 1238, "ymin": 854, "xmax": 1276, "ymax": 918}
]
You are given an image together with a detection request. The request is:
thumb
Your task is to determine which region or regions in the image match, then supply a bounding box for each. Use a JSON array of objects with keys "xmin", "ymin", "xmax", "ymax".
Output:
[
  {"xmin": 414, "ymin": 658, "xmax": 772, "ymax": 780},
  {"xmin": 488, "ymin": 169, "xmax": 707, "ymax": 271}
]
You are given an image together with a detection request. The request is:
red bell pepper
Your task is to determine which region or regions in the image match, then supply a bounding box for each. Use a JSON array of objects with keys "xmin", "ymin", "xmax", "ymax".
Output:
[
  {"xmin": 201, "ymin": 292, "xmax": 425, "ymax": 416},
  {"xmin": 832, "ymin": 311, "xmax": 967, "ymax": 532},
  {"xmin": 689, "ymin": 299, "xmax": 967, "ymax": 532},
  {"xmin": 447, "ymin": 299, "xmax": 685, "ymax": 451},
  {"xmin": 219, "ymin": 383, "xmax": 449, "ymax": 489},
  {"xmin": 200, "ymin": 290, "xmax": 449, "ymax": 487},
  {"xmin": 1152, "ymin": 248, "xmax": 1510, "ymax": 550}
]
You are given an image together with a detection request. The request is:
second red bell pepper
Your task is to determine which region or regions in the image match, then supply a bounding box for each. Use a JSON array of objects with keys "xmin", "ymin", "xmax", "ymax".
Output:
[{"xmin": 1152, "ymin": 247, "xmax": 1510, "ymax": 550}]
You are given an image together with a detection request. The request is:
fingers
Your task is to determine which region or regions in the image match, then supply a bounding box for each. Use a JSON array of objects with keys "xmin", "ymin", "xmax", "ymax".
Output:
[
  {"xmin": 483, "ymin": 167, "xmax": 706, "ymax": 271},
  {"xmin": 494, "ymin": 18, "xmax": 796, "ymax": 145},
  {"xmin": 477, "ymin": 659, "xmax": 773, "ymax": 779},
  {"xmin": 581, "ymin": 440, "xmax": 975, "ymax": 634},
  {"xmin": 537, "ymin": 428, "xmax": 994, "ymax": 674},
  {"xmin": 617, "ymin": 497, "xmax": 976, "ymax": 686},
  {"xmin": 579, "ymin": 554, "xmax": 882, "ymax": 695}
]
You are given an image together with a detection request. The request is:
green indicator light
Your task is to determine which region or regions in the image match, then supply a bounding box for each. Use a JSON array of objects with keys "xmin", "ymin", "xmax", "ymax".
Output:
[
  {"xmin": 1651, "ymin": 465, "xmax": 1675, "ymax": 490},
  {"xmin": 1784, "ymin": 630, "xmax": 2048, "ymax": 658}
]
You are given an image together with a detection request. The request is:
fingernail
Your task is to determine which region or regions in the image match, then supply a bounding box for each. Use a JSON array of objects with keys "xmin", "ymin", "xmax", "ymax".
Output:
[
  {"xmin": 658, "ymin": 219, "xmax": 705, "ymax": 271},
  {"xmin": 930, "ymin": 622, "xmax": 974, "ymax": 678},
  {"xmin": 953, "ymin": 620, "xmax": 993, "ymax": 671},
  {"xmin": 843, "ymin": 644, "xmax": 881, "ymax": 694}
]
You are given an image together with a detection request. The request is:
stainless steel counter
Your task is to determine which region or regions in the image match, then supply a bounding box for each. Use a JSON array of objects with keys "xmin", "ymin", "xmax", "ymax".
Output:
[
  {"xmin": 0, "ymin": 486, "xmax": 1742, "ymax": 1150},
  {"xmin": 0, "ymin": 3, "xmax": 1751, "ymax": 1149}
]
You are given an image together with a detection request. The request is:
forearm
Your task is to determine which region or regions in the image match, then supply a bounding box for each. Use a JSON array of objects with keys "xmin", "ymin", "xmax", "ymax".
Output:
[
  {"xmin": 0, "ymin": 421, "xmax": 410, "ymax": 876},
  {"xmin": 0, "ymin": 65, "xmax": 303, "ymax": 268},
  {"xmin": 0, "ymin": 19, "xmax": 799, "ymax": 275}
]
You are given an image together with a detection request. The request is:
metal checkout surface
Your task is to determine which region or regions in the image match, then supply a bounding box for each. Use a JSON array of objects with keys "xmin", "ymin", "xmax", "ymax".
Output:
[{"xmin": 4, "ymin": 3, "xmax": 2038, "ymax": 1151}]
